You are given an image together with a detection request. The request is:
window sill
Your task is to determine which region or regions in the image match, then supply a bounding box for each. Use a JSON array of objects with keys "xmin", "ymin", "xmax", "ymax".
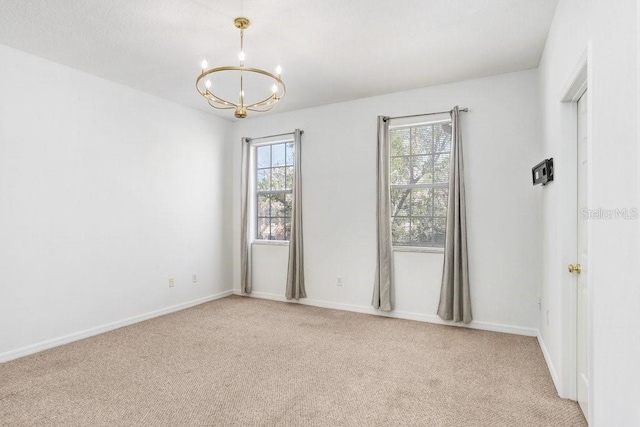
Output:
[
  {"xmin": 252, "ymin": 240, "xmax": 289, "ymax": 247},
  {"xmin": 393, "ymin": 246, "xmax": 444, "ymax": 254}
]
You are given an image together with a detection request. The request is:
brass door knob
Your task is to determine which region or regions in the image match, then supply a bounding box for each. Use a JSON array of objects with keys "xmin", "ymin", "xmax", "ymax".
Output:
[{"xmin": 568, "ymin": 264, "xmax": 582, "ymax": 274}]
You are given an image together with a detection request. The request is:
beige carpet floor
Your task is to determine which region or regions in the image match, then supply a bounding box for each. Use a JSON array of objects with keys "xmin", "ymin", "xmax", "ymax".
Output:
[{"xmin": 0, "ymin": 295, "xmax": 585, "ymax": 426}]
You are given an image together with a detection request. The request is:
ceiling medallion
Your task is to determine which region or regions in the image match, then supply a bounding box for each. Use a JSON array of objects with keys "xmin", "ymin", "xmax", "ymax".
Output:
[{"xmin": 196, "ymin": 17, "xmax": 286, "ymax": 118}]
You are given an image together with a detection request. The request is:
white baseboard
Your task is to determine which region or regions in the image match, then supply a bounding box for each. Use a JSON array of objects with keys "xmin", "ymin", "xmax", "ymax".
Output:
[
  {"xmin": 537, "ymin": 331, "xmax": 561, "ymax": 394},
  {"xmin": 232, "ymin": 289, "xmax": 538, "ymax": 337},
  {"xmin": 0, "ymin": 290, "xmax": 233, "ymax": 364}
]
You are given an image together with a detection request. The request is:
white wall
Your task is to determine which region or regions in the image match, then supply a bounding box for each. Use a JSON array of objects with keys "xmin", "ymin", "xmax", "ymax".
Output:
[
  {"xmin": 537, "ymin": 0, "xmax": 588, "ymax": 399},
  {"xmin": 588, "ymin": 0, "xmax": 639, "ymax": 424},
  {"xmin": 539, "ymin": 0, "xmax": 640, "ymax": 424},
  {"xmin": 0, "ymin": 44, "xmax": 234, "ymax": 361},
  {"xmin": 232, "ymin": 69, "xmax": 542, "ymax": 335}
]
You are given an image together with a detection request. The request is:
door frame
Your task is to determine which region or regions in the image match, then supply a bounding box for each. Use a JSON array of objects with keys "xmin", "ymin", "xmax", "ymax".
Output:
[{"xmin": 560, "ymin": 47, "xmax": 593, "ymax": 422}]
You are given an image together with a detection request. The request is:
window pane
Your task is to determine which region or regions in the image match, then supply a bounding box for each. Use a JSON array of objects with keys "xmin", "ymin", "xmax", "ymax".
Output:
[
  {"xmin": 411, "ymin": 126, "xmax": 431, "ymax": 155},
  {"xmin": 256, "ymin": 169, "xmax": 271, "ymax": 191},
  {"xmin": 285, "ymin": 143, "xmax": 294, "ymax": 165},
  {"xmin": 433, "ymin": 188, "xmax": 449, "ymax": 217},
  {"xmin": 271, "ymin": 218, "xmax": 286, "ymax": 240},
  {"xmin": 257, "ymin": 169, "xmax": 270, "ymax": 192},
  {"xmin": 411, "ymin": 189, "xmax": 432, "ymax": 216},
  {"xmin": 285, "ymin": 193, "xmax": 293, "ymax": 216},
  {"xmin": 411, "ymin": 218, "xmax": 433, "ymax": 244},
  {"xmin": 257, "ymin": 218, "xmax": 270, "ymax": 240},
  {"xmin": 257, "ymin": 145, "xmax": 271, "ymax": 168},
  {"xmin": 390, "ymin": 128, "xmax": 410, "ymax": 156},
  {"xmin": 271, "ymin": 194, "xmax": 286, "ymax": 218},
  {"xmin": 392, "ymin": 217, "xmax": 410, "ymax": 244},
  {"xmin": 257, "ymin": 195, "xmax": 270, "ymax": 217},
  {"xmin": 285, "ymin": 166, "xmax": 294, "ymax": 190},
  {"xmin": 391, "ymin": 189, "xmax": 411, "ymax": 217},
  {"xmin": 433, "ymin": 153, "xmax": 450, "ymax": 183},
  {"xmin": 271, "ymin": 167, "xmax": 286, "ymax": 190},
  {"xmin": 390, "ymin": 157, "xmax": 410, "ymax": 185},
  {"xmin": 434, "ymin": 123, "xmax": 452, "ymax": 153},
  {"xmin": 433, "ymin": 217, "xmax": 447, "ymax": 245},
  {"xmin": 284, "ymin": 218, "xmax": 291, "ymax": 241},
  {"xmin": 411, "ymin": 155, "xmax": 433, "ymax": 184},
  {"xmin": 272, "ymin": 143, "xmax": 286, "ymax": 167}
]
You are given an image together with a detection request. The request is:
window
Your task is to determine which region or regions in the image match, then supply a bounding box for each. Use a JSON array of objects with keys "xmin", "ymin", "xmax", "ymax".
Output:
[
  {"xmin": 390, "ymin": 120, "xmax": 452, "ymax": 248},
  {"xmin": 255, "ymin": 141, "xmax": 294, "ymax": 240}
]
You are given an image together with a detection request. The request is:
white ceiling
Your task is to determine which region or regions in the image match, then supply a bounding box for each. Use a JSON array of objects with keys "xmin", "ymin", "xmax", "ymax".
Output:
[{"xmin": 0, "ymin": 0, "xmax": 558, "ymax": 120}]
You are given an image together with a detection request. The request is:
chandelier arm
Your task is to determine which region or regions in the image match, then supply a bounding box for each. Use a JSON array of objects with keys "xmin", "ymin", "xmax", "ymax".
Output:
[
  {"xmin": 245, "ymin": 81, "xmax": 286, "ymax": 110},
  {"xmin": 247, "ymin": 96, "xmax": 277, "ymax": 109},
  {"xmin": 195, "ymin": 75, "xmax": 235, "ymax": 108},
  {"xmin": 247, "ymin": 104, "xmax": 277, "ymax": 113},
  {"xmin": 196, "ymin": 68, "xmax": 242, "ymax": 108},
  {"xmin": 204, "ymin": 89, "xmax": 239, "ymax": 109},
  {"xmin": 245, "ymin": 94, "xmax": 277, "ymax": 110},
  {"xmin": 207, "ymin": 99, "xmax": 237, "ymax": 110},
  {"xmin": 242, "ymin": 76, "xmax": 285, "ymax": 109}
]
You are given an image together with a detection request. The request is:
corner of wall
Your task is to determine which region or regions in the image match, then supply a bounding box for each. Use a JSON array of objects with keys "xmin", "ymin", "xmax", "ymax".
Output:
[{"xmin": 537, "ymin": 330, "xmax": 562, "ymax": 396}]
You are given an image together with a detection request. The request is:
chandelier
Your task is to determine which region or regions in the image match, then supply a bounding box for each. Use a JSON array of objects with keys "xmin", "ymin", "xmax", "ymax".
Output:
[{"xmin": 196, "ymin": 17, "xmax": 286, "ymax": 118}]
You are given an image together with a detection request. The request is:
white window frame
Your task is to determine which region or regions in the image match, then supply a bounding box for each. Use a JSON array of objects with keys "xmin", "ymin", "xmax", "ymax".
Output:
[
  {"xmin": 252, "ymin": 138, "xmax": 295, "ymax": 243},
  {"xmin": 389, "ymin": 118, "xmax": 452, "ymax": 253}
]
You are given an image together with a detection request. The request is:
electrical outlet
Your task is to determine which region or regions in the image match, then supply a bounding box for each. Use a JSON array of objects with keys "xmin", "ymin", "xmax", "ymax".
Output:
[
  {"xmin": 336, "ymin": 276, "xmax": 343, "ymax": 287},
  {"xmin": 192, "ymin": 274, "xmax": 198, "ymax": 283},
  {"xmin": 169, "ymin": 277, "xmax": 175, "ymax": 288}
]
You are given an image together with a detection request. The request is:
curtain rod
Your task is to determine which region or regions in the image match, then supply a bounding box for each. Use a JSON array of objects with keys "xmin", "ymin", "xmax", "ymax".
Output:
[
  {"xmin": 245, "ymin": 130, "xmax": 304, "ymax": 142},
  {"xmin": 383, "ymin": 108, "xmax": 469, "ymax": 122}
]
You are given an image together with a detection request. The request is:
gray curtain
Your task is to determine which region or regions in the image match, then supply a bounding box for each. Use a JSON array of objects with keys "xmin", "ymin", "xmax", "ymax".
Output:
[
  {"xmin": 437, "ymin": 106, "xmax": 472, "ymax": 323},
  {"xmin": 372, "ymin": 116, "xmax": 393, "ymax": 311},
  {"xmin": 240, "ymin": 137, "xmax": 252, "ymax": 294},
  {"xmin": 286, "ymin": 129, "xmax": 306, "ymax": 300}
]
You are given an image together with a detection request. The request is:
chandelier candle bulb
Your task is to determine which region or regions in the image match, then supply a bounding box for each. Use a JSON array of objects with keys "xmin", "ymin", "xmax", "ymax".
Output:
[
  {"xmin": 239, "ymin": 51, "xmax": 245, "ymax": 62},
  {"xmin": 276, "ymin": 65, "xmax": 282, "ymax": 75},
  {"xmin": 201, "ymin": 59, "xmax": 208, "ymax": 70},
  {"xmin": 205, "ymin": 79, "xmax": 211, "ymax": 89}
]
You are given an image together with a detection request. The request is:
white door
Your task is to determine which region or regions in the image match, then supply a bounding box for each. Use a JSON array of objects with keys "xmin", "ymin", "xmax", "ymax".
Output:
[{"xmin": 575, "ymin": 90, "xmax": 589, "ymax": 421}]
